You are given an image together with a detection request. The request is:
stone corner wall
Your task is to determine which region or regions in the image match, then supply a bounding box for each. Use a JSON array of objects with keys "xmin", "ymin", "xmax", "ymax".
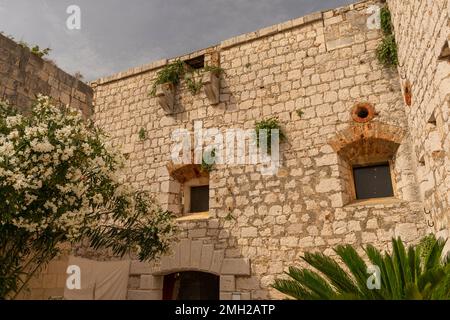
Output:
[
  {"xmin": 0, "ymin": 33, "xmax": 93, "ymax": 300},
  {"xmin": 0, "ymin": 33, "xmax": 93, "ymax": 117},
  {"xmin": 389, "ymin": 0, "xmax": 450, "ymax": 234}
]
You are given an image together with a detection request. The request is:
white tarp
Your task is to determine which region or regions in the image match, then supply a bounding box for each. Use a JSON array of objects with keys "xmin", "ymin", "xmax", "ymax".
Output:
[{"xmin": 64, "ymin": 256, "xmax": 130, "ymax": 300}]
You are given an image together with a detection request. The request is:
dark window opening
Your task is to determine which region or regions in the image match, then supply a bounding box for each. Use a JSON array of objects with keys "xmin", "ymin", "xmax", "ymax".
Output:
[
  {"xmin": 419, "ymin": 155, "xmax": 426, "ymax": 166},
  {"xmin": 438, "ymin": 41, "xmax": 450, "ymax": 61},
  {"xmin": 353, "ymin": 163, "xmax": 394, "ymax": 200},
  {"xmin": 185, "ymin": 55, "xmax": 205, "ymax": 69},
  {"xmin": 190, "ymin": 185, "xmax": 209, "ymax": 213},
  {"xmin": 427, "ymin": 113, "xmax": 437, "ymax": 126},
  {"xmin": 163, "ymin": 272, "xmax": 219, "ymax": 300},
  {"xmin": 356, "ymin": 107, "xmax": 369, "ymax": 118}
]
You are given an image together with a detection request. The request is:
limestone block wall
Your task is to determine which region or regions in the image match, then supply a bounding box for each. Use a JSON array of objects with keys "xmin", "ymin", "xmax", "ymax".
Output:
[
  {"xmin": 127, "ymin": 238, "xmax": 251, "ymax": 300},
  {"xmin": 389, "ymin": 0, "xmax": 450, "ymax": 236},
  {"xmin": 92, "ymin": 0, "xmax": 427, "ymax": 299},
  {"xmin": 0, "ymin": 33, "xmax": 92, "ymax": 116},
  {"xmin": 0, "ymin": 33, "xmax": 93, "ymax": 300},
  {"xmin": 16, "ymin": 253, "xmax": 69, "ymax": 300}
]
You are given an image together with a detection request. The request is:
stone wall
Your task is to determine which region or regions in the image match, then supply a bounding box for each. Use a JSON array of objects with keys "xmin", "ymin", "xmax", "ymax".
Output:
[
  {"xmin": 389, "ymin": 0, "xmax": 450, "ymax": 238},
  {"xmin": 0, "ymin": 33, "xmax": 92, "ymax": 116},
  {"xmin": 0, "ymin": 33, "xmax": 93, "ymax": 300},
  {"xmin": 92, "ymin": 0, "xmax": 427, "ymax": 299},
  {"xmin": 16, "ymin": 250, "xmax": 69, "ymax": 300}
]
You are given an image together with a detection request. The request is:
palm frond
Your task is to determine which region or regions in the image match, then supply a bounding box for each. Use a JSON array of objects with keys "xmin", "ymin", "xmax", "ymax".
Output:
[
  {"xmin": 302, "ymin": 252, "xmax": 359, "ymax": 295},
  {"xmin": 334, "ymin": 245, "xmax": 381, "ymax": 299},
  {"xmin": 286, "ymin": 267, "xmax": 337, "ymax": 299},
  {"xmin": 274, "ymin": 235, "xmax": 450, "ymax": 300},
  {"xmin": 272, "ymin": 278, "xmax": 316, "ymax": 300}
]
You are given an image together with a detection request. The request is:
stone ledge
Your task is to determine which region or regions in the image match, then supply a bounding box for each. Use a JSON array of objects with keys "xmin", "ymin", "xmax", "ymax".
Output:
[
  {"xmin": 127, "ymin": 289, "xmax": 161, "ymax": 300},
  {"xmin": 176, "ymin": 212, "xmax": 210, "ymax": 222},
  {"xmin": 91, "ymin": 58, "xmax": 167, "ymax": 86},
  {"xmin": 219, "ymin": 11, "xmax": 323, "ymax": 50},
  {"xmin": 221, "ymin": 258, "xmax": 251, "ymax": 275},
  {"xmin": 345, "ymin": 197, "xmax": 404, "ymax": 207},
  {"xmin": 130, "ymin": 260, "xmax": 154, "ymax": 275},
  {"xmin": 92, "ymin": 46, "xmax": 217, "ymax": 86}
]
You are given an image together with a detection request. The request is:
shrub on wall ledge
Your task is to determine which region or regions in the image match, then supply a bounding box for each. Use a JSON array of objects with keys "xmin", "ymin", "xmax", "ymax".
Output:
[
  {"xmin": 0, "ymin": 96, "xmax": 177, "ymax": 299},
  {"xmin": 149, "ymin": 60, "xmax": 224, "ymax": 97},
  {"xmin": 377, "ymin": 34, "xmax": 398, "ymax": 67},
  {"xmin": 376, "ymin": 6, "xmax": 398, "ymax": 67},
  {"xmin": 1, "ymin": 32, "xmax": 51, "ymax": 58},
  {"xmin": 149, "ymin": 59, "xmax": 185, "ymax": 96}
]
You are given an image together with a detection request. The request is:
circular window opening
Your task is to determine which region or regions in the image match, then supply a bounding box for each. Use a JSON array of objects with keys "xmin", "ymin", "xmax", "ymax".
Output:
[
  {"xmin": 351, "ymin": 103, "xmax": 375, "ymax": 123},
  {"xmin": 356, "ymin": 107, "xmax": 369, "ymax": 118}
]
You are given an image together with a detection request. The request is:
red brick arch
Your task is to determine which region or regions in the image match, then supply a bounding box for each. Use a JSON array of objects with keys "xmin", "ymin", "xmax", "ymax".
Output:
[
  {"xmin": 328, "ymin": 122, "xmax": 405, "ymax": 164},
  {"xmin": 166, "ymin": 163, "xmax": 208, "ymax": 183}
]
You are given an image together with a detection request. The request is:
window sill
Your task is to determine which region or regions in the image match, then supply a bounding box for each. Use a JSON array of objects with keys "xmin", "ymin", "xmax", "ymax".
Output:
[
  {"xmin": 345, "ymin": 197, "xmax": 403, "ymax": 207},
  {"xmin": 176, "ymin": 212, "xmax": 209, "ymax": 222}
]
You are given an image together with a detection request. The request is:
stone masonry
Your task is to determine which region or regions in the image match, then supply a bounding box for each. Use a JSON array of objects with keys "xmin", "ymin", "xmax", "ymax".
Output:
[
  {"xmin": 90, "ymin": 0, "xmax": 447, "ymax": 300},
  {"xmin": 8, "ymin": 0, "xmax": 450, "ymax": 299},
  {"xmin": 0, "ymin": 33, "xmax": 92, "ymax": 117},
  {"xmin": 389, "ymin": 0, "xmax": 450, "ymax": 239},
  {"xmin": 0, "ymin": 33, "xmax": 93, "ymax": 300}
]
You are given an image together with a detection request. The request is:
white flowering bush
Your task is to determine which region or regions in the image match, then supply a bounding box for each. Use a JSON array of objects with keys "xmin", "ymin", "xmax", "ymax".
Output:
[{"xmin": 0, "ymin": 96, "xmax": 177, "ymax": 299}]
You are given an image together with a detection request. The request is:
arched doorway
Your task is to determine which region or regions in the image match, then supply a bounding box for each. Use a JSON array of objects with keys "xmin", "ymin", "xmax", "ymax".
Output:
[{"xmin": 162, "ymin": 271, "xmax": 219, "ymax": 300}]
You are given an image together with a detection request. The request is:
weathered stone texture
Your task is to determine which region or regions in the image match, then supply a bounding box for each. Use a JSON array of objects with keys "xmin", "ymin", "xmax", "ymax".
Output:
[
  {"xmin": 389, "ymin": 0, "xmax": 450, "ymax": 234},
  {"xmin": 0, "ymin": 33, "xmax": 92, "ymax": 116},
  {"xmin": 90, "ymin": 0, "xmax": 429, "ymax": 299},
  {"xmin": 15, "ymin": 0, "xmax": 449, "ymax": 300}
]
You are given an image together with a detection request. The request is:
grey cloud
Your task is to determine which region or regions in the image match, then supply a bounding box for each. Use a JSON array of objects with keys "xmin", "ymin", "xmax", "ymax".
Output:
[{"xmin": 0, "ymin": 0, "xmax": 354, "ymax": 80}]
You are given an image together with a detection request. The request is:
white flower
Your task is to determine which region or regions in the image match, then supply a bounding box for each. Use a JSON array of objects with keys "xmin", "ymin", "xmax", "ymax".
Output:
[
  {"xmin": 92, "ymin": 193, "xmax": 104, "ymax": 205},
  {"xmin": 31, "ymin": 139, "xmax": 54, "ymax": 153}
]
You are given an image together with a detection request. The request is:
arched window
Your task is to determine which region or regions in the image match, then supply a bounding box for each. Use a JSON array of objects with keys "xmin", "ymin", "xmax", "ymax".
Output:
[
  {"xmin": 166, "ymin": 163, "xmax": 210, "ymax": 217},
  {"xmin": 329, "ymin": 122, "xmax": 405, "ymax": 204}
]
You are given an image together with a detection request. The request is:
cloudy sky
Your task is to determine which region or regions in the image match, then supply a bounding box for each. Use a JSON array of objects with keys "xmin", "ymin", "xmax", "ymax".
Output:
[{"xmin": 0, "ymin": 0, "xmax": 354, "ymax": 81}]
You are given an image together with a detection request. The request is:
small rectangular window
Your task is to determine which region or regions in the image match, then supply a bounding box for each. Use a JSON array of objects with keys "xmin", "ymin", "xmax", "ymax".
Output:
[
  {"xmin": 438, "ymin": 42, "xmax": 450, "ymax": 61},
  {"xmin": 185, "ymin": 55, "xmax": 205, "ymax": 69},
  {"xmin": 353, "ymin": 163, "xmax": 394, "ymax": 200},
  {"xmin": 190, "ymin": 185, "xmax": 209, "ymax": 213}
]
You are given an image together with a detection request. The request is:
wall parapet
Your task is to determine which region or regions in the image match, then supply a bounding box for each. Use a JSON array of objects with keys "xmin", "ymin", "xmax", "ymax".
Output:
[
  {"xmin": 0, "ymin": 33, "xmax": 93, "ymax": 117},
  {"xmin": 91, "ymin": 0, "xmax": 379, "ymax": 86}
]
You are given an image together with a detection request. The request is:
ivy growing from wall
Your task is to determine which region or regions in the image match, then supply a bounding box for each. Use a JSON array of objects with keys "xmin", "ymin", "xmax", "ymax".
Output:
[{"xmin": 376, "ymin": 6, "xmax": 398, "ymax": 67}]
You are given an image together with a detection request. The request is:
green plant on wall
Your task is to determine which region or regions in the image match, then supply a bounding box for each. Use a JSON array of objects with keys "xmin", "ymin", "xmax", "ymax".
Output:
[
  {"xmin": 377, "ymin": 6, "xmax": 398, "ymax": 67},
  {"xmin": 377, "ymin": 34, "xmax": 398, "ymax": 67},
  {"xmin": 1, "ymin": 32, "xmax": 51, "ymax": 58},
  {"xmin": 149, "ymin": 59, "xmax": 185, "ymax": 96},
  {"xmin": 185, "ymin": 65, "xmax": 224, "ymax": 95},
  {"xmin": 296, "ymin": 109, "xmax": 304, "ymax": 118},
  {"xmin": 149, "ymin": 61, "xmax": 224, "ymax": 97},
  {"xmin": 138, "ymin": 127, "xmax": 147, "ymax": 141},
  {"xmin": 380, "ymin": 6, "xmax": 393, "ymax": 35},
  {"xmin": 272, "ymin": 234, "xmax": 450, "ymax": 300},
  {"xmin": 185, "ymin": 69, "xmax": 203, "ymax": 95},
  {"xmin": 255, "ymin": 117, "xmax": 286, "ymax": 153},
  {"xmin": 203, "ymin": 65, "xmax": 224, "ymax": 74},
  {"xmin": 29, "ymin": 45, "xmax": 51, "ymax": 58}
]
